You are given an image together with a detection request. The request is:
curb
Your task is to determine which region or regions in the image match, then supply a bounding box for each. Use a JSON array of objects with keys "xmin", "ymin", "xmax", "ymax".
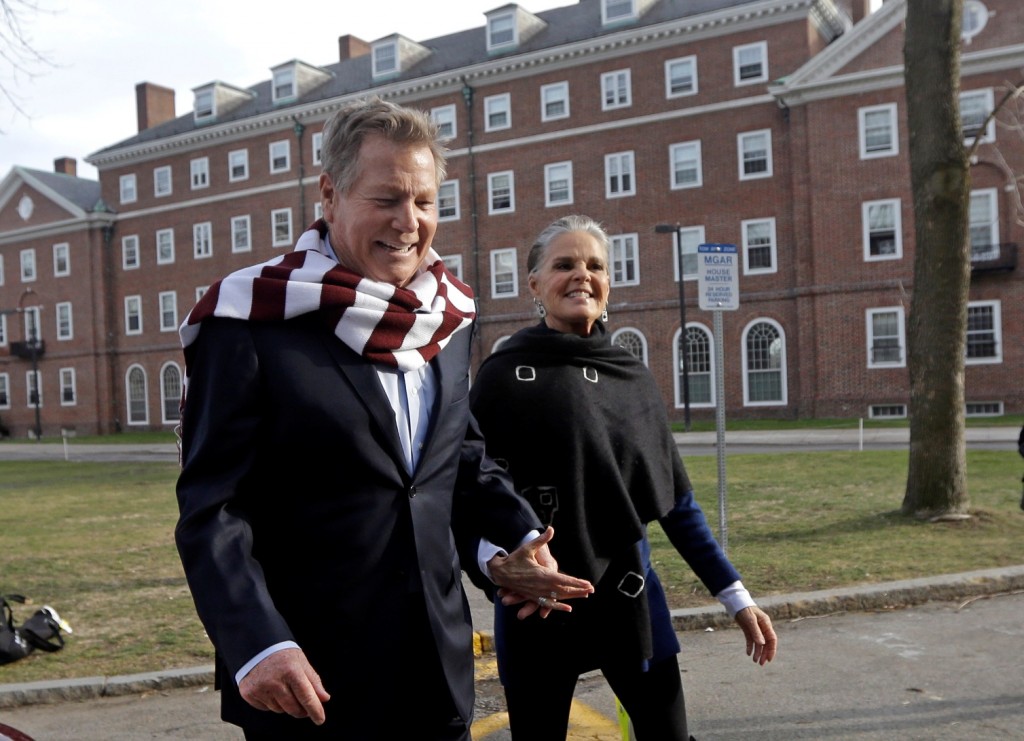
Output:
[{"xmin": 3, "ymin": 565, "xmax": 1023, "ymax": 709}]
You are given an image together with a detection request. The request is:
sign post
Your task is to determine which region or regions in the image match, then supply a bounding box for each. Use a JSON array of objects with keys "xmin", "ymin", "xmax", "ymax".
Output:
[{"xmin": 697, "ymin": 244, "xmax": 739, "ymax": 553}]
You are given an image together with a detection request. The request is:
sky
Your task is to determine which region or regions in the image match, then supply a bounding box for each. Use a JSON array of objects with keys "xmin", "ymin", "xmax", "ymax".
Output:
[{"xmin": 1, "ymin": 0, "xmax": 571, "ymax": 181}]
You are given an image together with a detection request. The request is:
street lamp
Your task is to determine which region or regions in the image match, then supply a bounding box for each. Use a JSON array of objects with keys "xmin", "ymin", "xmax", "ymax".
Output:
[{"xmin": 655, "ymin": 223, "xmax": 691, "ymax": 431}]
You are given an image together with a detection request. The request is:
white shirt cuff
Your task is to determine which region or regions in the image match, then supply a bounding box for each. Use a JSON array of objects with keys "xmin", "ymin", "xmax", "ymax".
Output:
[
  {"xmin": 235, "ymin": 640, "xmax": 300, "ymax": 686},
  {"xmin": 716, "ymin": 580, "xmax": 756, "ymax": 618}
]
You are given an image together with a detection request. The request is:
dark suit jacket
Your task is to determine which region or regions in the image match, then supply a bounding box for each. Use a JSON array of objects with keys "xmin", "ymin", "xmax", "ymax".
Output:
[{"xmin": 175, "ymin": 315, "xmax": 541, "ymax": 732}]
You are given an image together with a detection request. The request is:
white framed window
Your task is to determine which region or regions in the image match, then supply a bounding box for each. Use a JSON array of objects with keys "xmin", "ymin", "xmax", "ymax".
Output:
[
  {"xmin": 440, "ymin": 254, "xmax": 463, "ymax": 281},
  {"xmin": 314, "ymin": 202, "xmax": 323, "ymax": 220},
  {"xmin": 969, "ymin": 188, "xmax": 999, "ymax": 262},
  {"xmin": 269, "ymin": 140, "xmax": 290, "ymax": 173},
  {"xmin": 372, "ymin": 39, "xmax": 398, "ymax": 77},
  {"xmin": 190, "ymin": 157, "xmax": 210, "ymax": 189},
  {"xmin": 26, "ymin": 369, "xmax": 42, "ymax": 409},
  {"xmin": 20, "ymin": 249, "xmax": 36, "ymax": 282},
  {"xmin": 671, "ymin": 226, "xmax": 704, "ymax": 282},
  {"xmin": 22, "ymin": 307, "xmax": 40, "ymax": 344},
  {"xmin": 601, "ymin": 69, "xmax": 632, "ymax": 110},
  {"xmin": 870, "ymin": 404, "xmax": 907, "ymax": 419},
  {"xmin": 52, "ymin": 242, "xmax": 70, "ymax": 277},
  {"xmin": 0, "ymin": 256, "xmax": 4, "ymax": 285},
  {"xmin": 119, "ymin": 174, "xmax": 137, "ymax": 204},
  {"xmin": 961, "ymin": 88, "xmax": 995, "ymax": 144},
  {"xmin": 59, "ymin": 367, "xmax": 76, "ymax": 406},
  {"xmin": 438, "ymin": 181, "xmax": 460, "ymax": 221},
  {"xmin": 670, "ymin": 141, "xmax": 702, "ymax": 189},
  {"xmin": 677, "ymin": 323, "xmax": 716, "ymax": 407},
  {"xmin": 195, "ymin": 286, "xmax": 209, "ymax": 302},
  {"xmin": 610, "ymin": 233, "xmax": 639, "ymax": 287},
  {"xmin": 738, "ymin": 130, "xmax": 772, "ymax": 180},
  {"xmin": 156, "ymin": 229, "xmax": 175, "ymax": 265},
  {"xmin": 272, "ymin": 208, "xmax": 293, "ymax": 247},
  {"xmin": 161, "ymin": 363, "xmax": 182, "ymax": 424},
  {"xmin": 272, "ymin": 66, "xmax": 296, "ymax": 101},
  {"xmin": 733, "ymin": 41, "xmax": 768, "ymax": 86},
  {"xmin": 544, "ymin": 161, "xmax": 573, "ymax": 207},
  {"xmin": 485, "ymin": 94, "xmax": 512, "ymax": 132},
  {"xmin": 193, "ymin": 222, "xmax": 213, "ymax": 259},
  {"xmin": 742, "ymin": 319, "xmax": 787, "ymax": 406},
  {"xmin": 965, "ymin": 401, "xmax": 1003, "ymax": 417},
  {"xmin": 541, "ymin": 82, "xmax": 570, "ymax": 122},
  {"xmin": 126, "ymin": 365, "xmax": 148, "ymax": 425},
  {"xmin": 231, "ymin": 215, "xmax": 252, "ymax": 253},
  {"xmin": 866, "ymin": 306, "xmax": 905, "ymax": 368},
  {"xmin": 862, "ymin": 199, "xmax": 902, "ymax": 260},
  {"xmin": 490, "ymin": 248, "xmax": 518, "ymax": 298},
  {"xmin": 153, "ymin": 166, "xmax": 172, "ymax": 197},
  {"xmin": 602, "ymin": 0, "xmax": 636, "ymax": 25},
  {"xmin": 487, "ymin": 10, "xmax": 516, "ymax": 50},
  {"xmin": 965, "ymin": 300, "xmax": 1001, "ymax": 364},
  {"xmin": 742, "ymin": 218, "xmax": 777, "ymax": 274},
  {"xmin": 122, "ymin": 236, "xmax": 140, "ymax": 270},
  {"xmin": 612, "ymin": 327, "xmax": 648, "ymax": 366},
  {"xmin": 605, "ymin": 151, "xmax": 635, "ymax": 198},
  {"xmin": 0, "ymin": 373, "xmax": 9, "ymax": 409},
  {"xmin": 229, "ymin": 149, "xmax": 249, "ymax": 182},
  {"xmin": 55, "ymin": 301, "xmax": 73, "ymax": 341},
  {"xmin": 312, "ymin": 131, "xmax": 323, "ymax": 165},
  {"xmin": 665, "ymin": 56, "xmax": 698, "ymax": 98},
  {"xmin": 0, "ymin": 315, "xmax": 6, "ymax": 347},
  {"xmin": 488, "ymin": 171, "xmax": 515, "ymax": 214},
  {"xmin": 159, "ymin": 291, "xmax": 178, "ymax": 332},
  {"xmin": 431, "ymin": 105, "xmax": 457, "ymax": 140},
  {"xmin": 194, "ymin": 89, "xmax": 214, "ymax": 121},
  {"xmin": 124, "ymin": 295, "xmax": 143, "ymax": 335},
  {"xmin": 859, "ymin": 104, "xmax": 899, "ymax": 158}
]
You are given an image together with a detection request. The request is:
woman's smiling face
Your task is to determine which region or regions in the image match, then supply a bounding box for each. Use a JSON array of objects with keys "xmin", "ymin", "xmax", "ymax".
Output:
[{"xmin": 528, "ymin": 230, "xmax": 610, "ymax": 337}]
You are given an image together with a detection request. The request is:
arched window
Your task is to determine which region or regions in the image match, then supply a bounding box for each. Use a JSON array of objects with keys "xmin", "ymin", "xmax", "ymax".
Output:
[
  {"xmin": 742, "ymin": 319, "xmax": 787, "ymax": 405},
  {"xmin": 126, "ymin": 365, "xmax": 149, "ymax": 425},
  {"xmin": 161, "ymin": 363, "xmax": 182, "ymax": 424},
  {"xmin": 674, "ymin": 324, "xmax": 714, "ymax": 407},
  {"xmin": 611, "ymin": 327, "xmax": 648, "ymax": 366}
]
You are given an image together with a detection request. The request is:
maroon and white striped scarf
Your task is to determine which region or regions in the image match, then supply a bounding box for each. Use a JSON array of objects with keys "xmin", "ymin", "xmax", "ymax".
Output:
[{"xmin": 179, "ymin": 219, "xmax": 476, "ymax": 383}]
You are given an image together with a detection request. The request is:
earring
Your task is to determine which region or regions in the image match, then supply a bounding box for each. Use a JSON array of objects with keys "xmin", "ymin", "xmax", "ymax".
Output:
[
  {"xmin": 601, "ymin": 306, "xmax": 609, "ymax": 323},
  {"xmin": 534, "ymin": 298, "xmax": 547, "ymax": 318}
]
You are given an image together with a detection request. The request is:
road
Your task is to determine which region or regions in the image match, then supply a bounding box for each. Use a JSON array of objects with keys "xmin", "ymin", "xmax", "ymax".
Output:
[{"xmin": 3, "ymin": 591, "xmax": 1023, "ymax": 740}]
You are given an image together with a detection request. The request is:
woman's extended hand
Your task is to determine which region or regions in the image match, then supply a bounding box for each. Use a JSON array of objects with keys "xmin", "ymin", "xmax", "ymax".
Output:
[
  {"xmin": 488, "ymin": 526, "xmax": 594, "ymax": 619},
  {"xmin": 734, "ymin": 605, "xmax": 778, "ymax": 666}
]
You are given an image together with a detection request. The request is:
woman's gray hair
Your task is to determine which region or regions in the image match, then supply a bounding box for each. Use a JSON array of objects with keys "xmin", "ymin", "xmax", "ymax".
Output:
[
  {"xmin": 527, "ymin": 215, "xmax": 611, "ymax": 274},
  {"xmin": 319, "ymin": 96, "xmax": 448, "ymax": 193}
]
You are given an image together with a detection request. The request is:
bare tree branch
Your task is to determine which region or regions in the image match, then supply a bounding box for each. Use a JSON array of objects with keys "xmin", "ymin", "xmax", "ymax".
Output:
[{"xmin": 0, "ymin": 0, "xmax": 58, "ymax": 126}]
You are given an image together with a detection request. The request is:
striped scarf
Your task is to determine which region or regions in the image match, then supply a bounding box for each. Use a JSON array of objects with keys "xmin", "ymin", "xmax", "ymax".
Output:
[{"xmin": 179, "ymin": 219, "xmax": 476, "ymax": 383}]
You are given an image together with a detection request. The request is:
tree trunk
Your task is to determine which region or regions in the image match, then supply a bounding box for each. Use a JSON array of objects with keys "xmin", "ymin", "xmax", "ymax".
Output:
[{"xmin": 902, "ymin": 0, "xmax": 970, "ymax": 517}]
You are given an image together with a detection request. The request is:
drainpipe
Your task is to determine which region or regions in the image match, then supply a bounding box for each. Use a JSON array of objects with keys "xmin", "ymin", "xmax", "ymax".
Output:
[
  {"xmin": 461, "ymin": 79, "xmax": 483, "ymax": 363},
  {"xmin": 293, "ymin": 118, "xmax": 307, "ymax": 226}
]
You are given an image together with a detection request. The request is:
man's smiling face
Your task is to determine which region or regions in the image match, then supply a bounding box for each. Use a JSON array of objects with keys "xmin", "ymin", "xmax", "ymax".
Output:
[{"xmin": 320, "ymin": 134, "xmax": 439, "ymax": 287}]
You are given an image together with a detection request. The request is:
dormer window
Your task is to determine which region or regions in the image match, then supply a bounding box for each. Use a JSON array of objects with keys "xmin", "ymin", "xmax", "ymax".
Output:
[
  {"xmin": 194, "ymin": 90, "xmax": 214, "ymax": 120},
  {"xmin": 603, "ymin": 0, "xmax": 636, "ymax": 24},
  {"xmin": 488, "ymin": 11, "xmax": 516, "ymax": 49},
  {"xmin": 373, "ymin": 40, "xmax": 398, "ymax": 77},
  {"xmin": 273, "ymin": 67, "xmax": 296, "ymax": 102}
]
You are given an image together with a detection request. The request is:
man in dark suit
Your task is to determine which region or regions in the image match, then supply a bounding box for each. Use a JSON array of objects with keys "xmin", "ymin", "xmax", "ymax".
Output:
[{"xmin": 175, "ymin": 97, "xmax": 593, "ymax": 740}]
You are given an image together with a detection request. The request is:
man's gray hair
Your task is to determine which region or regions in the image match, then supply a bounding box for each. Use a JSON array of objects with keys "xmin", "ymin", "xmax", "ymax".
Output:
[{"xmin": 319, "ymin": 96, "xmax": 448, "ymax": 192}]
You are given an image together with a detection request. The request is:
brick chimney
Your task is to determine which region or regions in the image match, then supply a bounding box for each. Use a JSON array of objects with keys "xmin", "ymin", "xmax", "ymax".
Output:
[
  {"xmin": 338, "ymin": 34, "xmax": 370, "ymax": 61},
  {"xmin": 135, "ymin": 82, "xmax": 176, "ymax": 133},
  {"xmin": 53, "ymin": 157, "xmax": 77, "ymax": 176}
]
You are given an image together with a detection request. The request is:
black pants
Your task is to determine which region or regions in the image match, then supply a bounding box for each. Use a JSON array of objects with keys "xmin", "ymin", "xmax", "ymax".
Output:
[{"xmin": 504, "ymin": 653, "xmax": 689, "ymax": 741}]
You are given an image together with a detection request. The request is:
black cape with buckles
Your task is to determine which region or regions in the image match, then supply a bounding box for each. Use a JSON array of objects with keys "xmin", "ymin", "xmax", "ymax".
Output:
[{"xmin": 470, "ymin": 321, "xmax": 740, "ymax": 684}]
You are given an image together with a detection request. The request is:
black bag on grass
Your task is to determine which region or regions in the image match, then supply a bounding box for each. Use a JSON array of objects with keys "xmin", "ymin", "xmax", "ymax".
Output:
[{"xmin": 0, "ymin": 594, "xmax": 72, "ymax": 665}]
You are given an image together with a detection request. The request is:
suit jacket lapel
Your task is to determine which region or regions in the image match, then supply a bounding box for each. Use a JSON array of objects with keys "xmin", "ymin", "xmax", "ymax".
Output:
[{"xmin": 319, "ymin": 334, "xmax": 409, "ymax": 476}]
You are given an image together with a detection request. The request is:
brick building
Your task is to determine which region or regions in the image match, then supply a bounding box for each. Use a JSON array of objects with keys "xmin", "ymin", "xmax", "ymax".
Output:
[{"xmin": 0, "ymin": 0, "xmax": 1020, "ymax": 437}]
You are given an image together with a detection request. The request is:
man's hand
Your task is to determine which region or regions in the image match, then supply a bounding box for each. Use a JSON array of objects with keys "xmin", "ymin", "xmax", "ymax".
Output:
[
  {"xmin": 238, "ymin": 648, "xmax": 331, "ymax": 725},
  {"xmin": 734, "ymin": 605, "xmax": 778, "ymax": 666},
  {"xmin": 488, "ymin": 526, "xmax": 594, "ymax": 620}
]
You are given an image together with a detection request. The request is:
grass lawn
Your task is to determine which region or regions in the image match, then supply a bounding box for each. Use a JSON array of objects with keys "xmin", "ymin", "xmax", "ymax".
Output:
[{"xmin": 1, "ymin": 446, "xmax": 1022, "ymax": 684}]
